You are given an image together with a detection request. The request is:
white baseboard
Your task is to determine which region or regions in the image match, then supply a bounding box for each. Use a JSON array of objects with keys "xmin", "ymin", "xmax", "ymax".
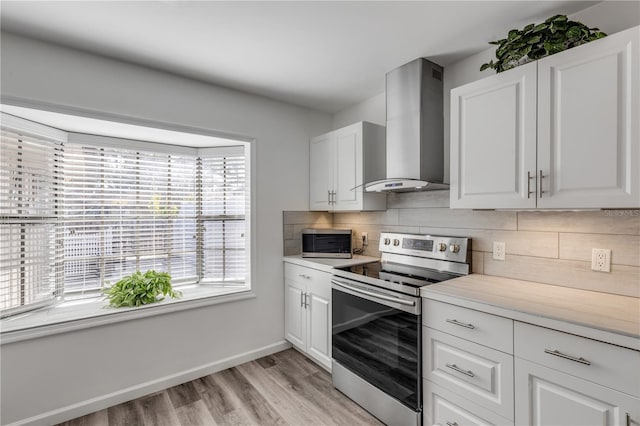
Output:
[{"xmin": 8, "ymin": 340, "xmax": 292, "ymax": 426}]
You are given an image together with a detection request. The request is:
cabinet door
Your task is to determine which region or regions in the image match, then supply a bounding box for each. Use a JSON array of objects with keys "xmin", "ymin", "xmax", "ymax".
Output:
[
  {"xmin": 450, "ymin": 61, "xmax": 537, "ymax": 209},
  {"xmin": 515, "ymin": 358, "xmax": 640, "ymax": 426},
  {"xmin": 306, "ymin": 291, "xmax": 331, "ymax": 370},
  {"xmin": 306, "ymin": 269, "xmax": 332, "ymax": 370},
  {"xmin": 309, "ymin": 133, "xmax": 334, "ymax": 211},
  {"xmin": 537, "ymin": 26, "xmax": 640, "ymax": 208},
  {"xmin": 334, "ymin": 123, "xmax": 362, "ymax": 211},
  {"xmin": 284, "ymin": 279, "xmax": 306, "ymax": 350}
]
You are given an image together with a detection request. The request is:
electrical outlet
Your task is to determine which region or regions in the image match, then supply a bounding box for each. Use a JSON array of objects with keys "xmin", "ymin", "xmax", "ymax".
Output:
[
  {"xmin": 493, "ymin": 241, "xmax": 506, "ymax": 261},
  {"xmin": 362, "ymin": 232, "xmax": 368, "ymax": 246},
  {"xmin": 591, "ymin": 248, "xmax": 611, "ymax": 272}
]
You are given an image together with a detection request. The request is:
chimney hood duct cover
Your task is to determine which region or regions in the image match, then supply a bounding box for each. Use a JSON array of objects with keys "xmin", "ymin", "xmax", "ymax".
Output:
[{"xmin": 365, "ymin": 58, "xmax": 448, "ymax": 193}]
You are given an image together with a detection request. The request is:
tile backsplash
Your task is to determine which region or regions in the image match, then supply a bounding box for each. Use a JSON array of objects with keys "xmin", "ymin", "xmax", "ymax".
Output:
[
  {"xmin": 284, "ymin": 191, "xmax": 640, "ymax": 297},
  {"xmin": 283, "ymin": 211, "xmax": 333, "ymax": 256}
]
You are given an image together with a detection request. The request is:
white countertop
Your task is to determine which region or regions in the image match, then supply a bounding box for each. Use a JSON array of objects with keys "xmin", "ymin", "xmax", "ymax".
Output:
[
  {"xmin": 283, "ymin": 254, "xmax": 379, "ymax": 273},
  {"xmin": 421, "ymin": 274, "xmax": 640, "ymax": 350}
]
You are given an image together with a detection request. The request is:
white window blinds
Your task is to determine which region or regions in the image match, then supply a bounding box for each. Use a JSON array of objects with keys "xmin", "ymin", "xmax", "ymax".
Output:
[
  {"xmin": 0, "ymin": 128, "xmax": 64, "ymax": 316},
  {"xmin": 63, "ymin": 143, "xmax": 198, "ymax": 295},
  {"xmin": 199, "ymin": 147, "xmax": 247, "ymax": 284},
  {"xmin": 1, "ymin": 112, "xmax": 250, "ymax": 317}
]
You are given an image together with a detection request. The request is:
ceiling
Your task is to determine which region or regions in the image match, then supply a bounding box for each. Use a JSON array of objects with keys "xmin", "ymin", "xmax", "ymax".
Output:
[{"xmin": 1, "ymin": 1, "xmax": 598, "ymax": 113}]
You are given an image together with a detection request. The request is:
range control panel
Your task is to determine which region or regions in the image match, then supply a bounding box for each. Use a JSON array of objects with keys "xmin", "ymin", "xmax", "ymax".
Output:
[{"xmin": 379, "ymin": 232, "xmax": 470, "ymax": 263}]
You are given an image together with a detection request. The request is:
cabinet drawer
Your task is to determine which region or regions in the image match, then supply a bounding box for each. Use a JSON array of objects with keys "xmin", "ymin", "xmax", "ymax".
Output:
[
  {"xmin": 285, "ymin": 262, "xmax": 331, "ymax": 299},
  {"xmin": 424, "ymin": 380, "xmax": 513, "ymax": 426},
  {"xmin": 514, "ymin": 322, "xmax": 640, "ymax": 397},
  {"xmin": 423, "ymin": 299, "xmax": 513, "ymax": 354},
  {"xmin": 424, "ymin": 327, "xmax": 514, "ymax": 420}
]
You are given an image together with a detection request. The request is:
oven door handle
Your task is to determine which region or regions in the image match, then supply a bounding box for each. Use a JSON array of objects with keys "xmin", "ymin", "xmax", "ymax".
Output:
[{"xmin": 331, "ymin": 279, "xmax": 416, "ymax": 307}]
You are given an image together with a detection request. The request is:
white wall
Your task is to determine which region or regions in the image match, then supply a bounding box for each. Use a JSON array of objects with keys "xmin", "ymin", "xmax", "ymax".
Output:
[
  {"xmin": 332, "ymin": 1, "xmax": 640, "ymax": 183},
  {"xmin": 332, "ymin": 92, "xmax": 386, "ymax": 129},
  {"xmin": 0, "ymin": 32, "xmax": 331, "ymax": 425}
]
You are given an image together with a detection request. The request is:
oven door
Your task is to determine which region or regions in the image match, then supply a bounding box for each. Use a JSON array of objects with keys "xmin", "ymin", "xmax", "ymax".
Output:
[{"xmin": 331, "ymin": 277, "xmax": 421, "ymax": 411}]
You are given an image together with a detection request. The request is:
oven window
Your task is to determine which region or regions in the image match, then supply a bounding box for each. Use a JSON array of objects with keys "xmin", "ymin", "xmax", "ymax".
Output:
[{"xmin": 332, "ymin": 288, "xmax": 420, "ymax": 410}]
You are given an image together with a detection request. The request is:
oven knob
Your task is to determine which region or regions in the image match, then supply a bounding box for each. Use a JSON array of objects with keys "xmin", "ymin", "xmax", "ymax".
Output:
[
  {"xmin": 449, "ymin": 244, "xmax": 461, "ymax": 253},
  {"xmin": 384, "ymin": 238, "xmax": 391, "ymax": 245},
  {"xmin": 437, "ymin": 243, "xmax": 447, "ymax": 252},
  {"xmin": 393, "ymin": 239, "xmax": 400, "ymax": 246}
]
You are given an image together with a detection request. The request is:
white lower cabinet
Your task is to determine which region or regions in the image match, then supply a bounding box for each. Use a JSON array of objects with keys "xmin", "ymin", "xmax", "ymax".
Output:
[
  {"xmin": 422, "ymin": 297, "xmax": 640, "ymax": 426},
  {"xmin": 513, "ymin": 322, "xmax": 640, "ymax": 426},
  {"xmin": 284, "ymin": 262, "xmax": 331, "ymax": 370},
  {"xmin": 423, "ymin": 327, "xmax": 514, "ymax": 420},
  {"xmin": 422, "ymin": 299, "xmax": 515, "ymax": 425},
  {"xmin": 424, "ymin": 380, "xmax": 513, "ymax": 426},
  {"xmin": 515, "ymin": 358, "xmax": 639, "ymax": 426}
]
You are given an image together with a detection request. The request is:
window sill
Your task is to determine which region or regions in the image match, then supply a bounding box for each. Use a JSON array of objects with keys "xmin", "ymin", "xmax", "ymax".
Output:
[{"xmin": 0, "ymin": 286, "xmax": 255, "ymax": 344}]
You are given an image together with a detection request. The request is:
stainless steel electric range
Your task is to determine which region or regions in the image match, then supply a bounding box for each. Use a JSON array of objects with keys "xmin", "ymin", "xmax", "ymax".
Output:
[{"xmin": 331, "ymin": 232, "xmax": 471, "ymax": 426}]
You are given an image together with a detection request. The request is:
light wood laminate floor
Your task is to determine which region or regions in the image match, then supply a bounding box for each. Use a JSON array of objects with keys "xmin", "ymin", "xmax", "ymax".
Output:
[{"xmin": 58, "ymin": 348, "xmax": 383, "ymax": 426}]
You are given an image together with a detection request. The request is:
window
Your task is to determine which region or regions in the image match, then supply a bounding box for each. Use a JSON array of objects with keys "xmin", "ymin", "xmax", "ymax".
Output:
[
  {"xmin": 0, "ymin": 114, "xmax": 250, "ymax": 318},
  {"xmin": 0, "ymin": 127, "xmax": 64, "ymax": 316},
  {"xmin": 200, "ymin": 148, "xmax": 247, "ymax": 283},
  {"xmin": 63, "ymin": 143, "xmax": 198, "ymax": 295}
]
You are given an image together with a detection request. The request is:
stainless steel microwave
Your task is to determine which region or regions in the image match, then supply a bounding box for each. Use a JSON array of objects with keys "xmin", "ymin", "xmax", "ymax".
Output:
[{"xmin": 302, "ymin": 228, "xmax": 352, "ymax": 259}]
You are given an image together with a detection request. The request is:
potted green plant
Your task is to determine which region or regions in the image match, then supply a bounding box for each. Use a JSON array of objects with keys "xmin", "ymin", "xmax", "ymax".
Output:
[
  {"xmin": 481, "ymin": 14, "xmax": 606, "ymax": 73},
  {"xmin": 103, "ymin": 270, "xmax": 181, "ymax": 308}
]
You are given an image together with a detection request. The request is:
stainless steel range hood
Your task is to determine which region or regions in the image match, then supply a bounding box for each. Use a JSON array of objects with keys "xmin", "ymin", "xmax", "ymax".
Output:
[{"xmin": 365, "ymin": 58, "xmax": 448, "ymax": 193}]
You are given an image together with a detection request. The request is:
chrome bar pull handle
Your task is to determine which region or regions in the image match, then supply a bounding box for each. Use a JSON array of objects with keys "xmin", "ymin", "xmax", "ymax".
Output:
[
  {"xmin": 446, "ymin": 318, "xmax": 475, "ymax": 329},
  {"xmin": 626, "ymin": 413, "xmax": 631, "ymax": 426},
  {"xmin": 300, "ymin": 292, "xmax": 304, "ymax": 307},
  {"xmin": 527, "ymin": 171, "xmax": 535, "ymax": 198},
  {"xmin": 446, "ymin": 422, "xmax": 459, "ymax": 426},
  {"xmin": 539, "ymin": 170, "xmax": 545, "ymax": 197},
  {"xmin": 331, "ymin": 279, "xmax": 416, "ymax": 307},
  {"xmin": 332, "ymin": 190, "xmax": 336, "ymax": 204},
  {"xmin": 446, "ymin": 363, "xmax": 475, "ymax": 378},
  {"xmin": 304, "ymin": 293, "xmax": 309, "ymax": 308},
  {"xmin": 544, "ymin": 349, "xmax": 591, "ymax": 365},
  {"xmin": 328, "ymin": 190, "xmax": 331, "ymax": 204}
]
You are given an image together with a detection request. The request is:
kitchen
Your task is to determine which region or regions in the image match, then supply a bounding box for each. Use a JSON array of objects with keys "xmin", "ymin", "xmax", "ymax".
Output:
[{"xmin": 1, "ymin": 1, "xmax": 639, "ymax": 426}]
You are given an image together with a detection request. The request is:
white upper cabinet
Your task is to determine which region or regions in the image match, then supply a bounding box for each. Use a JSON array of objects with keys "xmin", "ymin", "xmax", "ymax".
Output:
[
  {"xmin": 537, "ymin": 26, "xmax": 640, "ymax": 208},
  {"xmin": 451, "ymin": 61, "xmax": 537, "ymax": 209},
  {"xmin": 451, "ymin": 25, "xmax": 640, "ymax": 209},
  {"xmin": 309, "ymin": 133, "xmax": 334, "ymax": 210},
  {"xmin": 309, "ymin": 121, "xmax": 386, "ymax": 211},
  {"xmin": 334, "ymin": 125, "xmax": 361, "ymax": 210}
]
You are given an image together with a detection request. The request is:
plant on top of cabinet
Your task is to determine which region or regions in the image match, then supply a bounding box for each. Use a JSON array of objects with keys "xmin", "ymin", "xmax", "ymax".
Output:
[
  {"xmin": 481, "ymin": 14, "xmax": 607, "ymax": 73},
  {"xmin": 451, "ymin": 25, "xmax": 639, "ymax": 209}
]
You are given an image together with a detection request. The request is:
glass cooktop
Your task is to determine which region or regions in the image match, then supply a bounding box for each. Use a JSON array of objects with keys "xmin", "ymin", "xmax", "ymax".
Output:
[{"xmin": 335, "ymin": 262, "xmax": 457, "ymax": 288}]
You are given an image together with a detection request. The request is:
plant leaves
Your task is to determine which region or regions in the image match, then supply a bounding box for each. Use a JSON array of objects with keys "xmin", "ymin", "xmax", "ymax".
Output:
[
  {"xmin": 103, "ymin": 269, "xmax": 177, "ymax": 308},
  {"xmin": 508, "ymin": 29, "xmax": 520, "ymax": 40},
  {"xmin": 566, "ymin": 26, "xmax": 582, "ymax": 40},
  {"xmin": 481, "ymin": 14, "xmax": 607, "ymax": 74},
  {"xmin": 532, "ymin": 23, "xmax": 548, "ymax": 33},
  {"xmin": 526, "ymin": 35, "xmax": 541, "ymax": 44}
]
